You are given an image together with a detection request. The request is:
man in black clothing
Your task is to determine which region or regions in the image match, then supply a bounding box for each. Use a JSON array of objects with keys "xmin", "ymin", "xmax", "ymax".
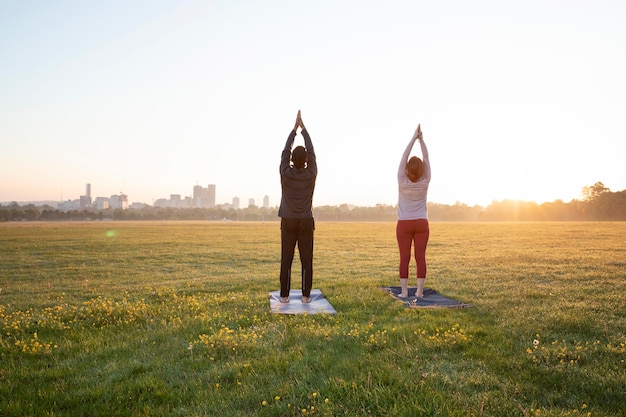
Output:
[{"xmin": 278, "ymin": 110, "xmax": 317, "ymax": 304}]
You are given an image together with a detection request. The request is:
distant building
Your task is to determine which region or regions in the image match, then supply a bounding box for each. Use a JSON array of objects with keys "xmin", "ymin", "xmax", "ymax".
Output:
[
  {"xmin": 170, "ymin": 194, "xmax": 181, "ymax": 208},
  {"xmin": 79, "ymin": 183, "xmax": 93, "ymax": 209},
  {"xmin": 154, "ymin": 198, "xmax": 169, "ymax": 208},
  {"xmin": 110, "ymin": 194, "xmax": 128, "ymax": 210},
  {"xmin": 58, "ymin": 200, "xmax": 80, "ymax": 211},
  {"xmin": 79, "ymin": 195, "xmax": 92, "ymax": 209},
  {"xmin": 193, "ymin": 184, "xmax": 216, "ymax": 208},
  {"xmin": 94, "ymin": 197, "xmax": 109, "ymax": 210},
  {"xmin": 232, "ymin": 196, "xmax": 240, "ymax": 210},
  {"xmin": 248, "ymin": 198, "xmax": 255, "ymax": 208},
  {"xmin": 263, "ymin": 195, "xmax": 269, "ymax": 208},
  {"xmin": 153, "ymin": 194, "xmax": 192, "ymax": 208}
]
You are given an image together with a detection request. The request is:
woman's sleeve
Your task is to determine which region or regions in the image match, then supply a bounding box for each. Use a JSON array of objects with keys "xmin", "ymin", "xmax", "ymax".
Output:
[
  {"xmin": 398, "ymin": 137, "xmax": 417, "ymax": 181},
  {"xmin": 419, "ymin": 138, "xmax": 431, "ymax": 181}
]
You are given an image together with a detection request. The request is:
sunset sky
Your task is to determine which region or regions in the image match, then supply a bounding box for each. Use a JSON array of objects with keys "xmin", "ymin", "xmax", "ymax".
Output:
[{"xmin": 1, "ymin": 0, "xmax": 625, "ymax": 208}]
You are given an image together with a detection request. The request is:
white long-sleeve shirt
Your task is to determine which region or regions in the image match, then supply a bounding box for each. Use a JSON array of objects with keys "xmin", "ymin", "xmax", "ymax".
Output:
[{"xmin": 397, "ymin": 136, "xmax": 430, "ymax": 220}]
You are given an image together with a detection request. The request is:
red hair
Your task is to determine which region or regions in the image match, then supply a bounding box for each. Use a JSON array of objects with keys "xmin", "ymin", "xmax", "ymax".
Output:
[{"xmin": 406, "ymin": 156, "xmax": 423, "ymax": 182}]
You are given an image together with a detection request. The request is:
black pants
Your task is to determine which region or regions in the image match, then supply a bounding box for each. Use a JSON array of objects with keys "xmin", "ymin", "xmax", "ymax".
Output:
[{"xmin": 280, "ymin": 217, "xmax": 315, "ymax": 297}]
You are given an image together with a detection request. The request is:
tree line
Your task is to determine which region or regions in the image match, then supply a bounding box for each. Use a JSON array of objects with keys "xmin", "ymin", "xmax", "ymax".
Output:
[{"xmin": 2, "ymin": 182, "xmax": 625, "ymax": 222}]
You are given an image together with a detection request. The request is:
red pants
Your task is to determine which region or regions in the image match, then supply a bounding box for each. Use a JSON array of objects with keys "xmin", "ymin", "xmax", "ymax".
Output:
[{"xmin": 396, "ymin": 219, "xmax": 429, "ymax": 279}]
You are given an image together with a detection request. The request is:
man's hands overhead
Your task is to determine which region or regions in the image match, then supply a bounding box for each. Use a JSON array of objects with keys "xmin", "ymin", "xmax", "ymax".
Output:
[{"xmin": 293, "ymin": 110, "xmax": 305, "ymax": 131}]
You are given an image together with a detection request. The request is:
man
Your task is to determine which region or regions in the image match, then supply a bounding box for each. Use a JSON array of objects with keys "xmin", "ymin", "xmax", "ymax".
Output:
[{"xmin": 278, "ymin": 110, "xmax": 317, "ymax": 304}]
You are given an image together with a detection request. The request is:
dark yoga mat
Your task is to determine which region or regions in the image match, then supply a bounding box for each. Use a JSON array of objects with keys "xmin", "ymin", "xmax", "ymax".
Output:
[{"xmin": 382, "ymin": 286, "xmax": 472, "ymax": 308}]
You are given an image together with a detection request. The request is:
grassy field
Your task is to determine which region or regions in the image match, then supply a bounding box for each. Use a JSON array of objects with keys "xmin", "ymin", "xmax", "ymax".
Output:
[{"xmin": 0, "ymin": 221, "xmax": 625, "ymax": 416}]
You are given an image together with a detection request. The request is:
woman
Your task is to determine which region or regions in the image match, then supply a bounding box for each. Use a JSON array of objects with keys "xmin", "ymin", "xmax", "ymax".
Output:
[{"xmin": 396, "ymin": 124, "xmax": 430, "ymax": 298}]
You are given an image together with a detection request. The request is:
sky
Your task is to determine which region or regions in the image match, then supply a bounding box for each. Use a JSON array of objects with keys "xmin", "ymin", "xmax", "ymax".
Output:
[{"xmin": 1, "ymin": 0, "xmax": 625, "ymax": 208}]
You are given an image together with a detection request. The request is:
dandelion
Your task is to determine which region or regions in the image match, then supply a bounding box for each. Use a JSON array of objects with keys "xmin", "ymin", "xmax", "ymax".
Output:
[
  {"xmin": 325, "ymin": 398, "xmax": 329, "ymax": 404},
  {"xmin": 274, "ymin": 396, "xmax": 280, "ymax": 401},
  {"xmin": 262, "ymin": 401, "xmax": 267, "ymax": 406}
]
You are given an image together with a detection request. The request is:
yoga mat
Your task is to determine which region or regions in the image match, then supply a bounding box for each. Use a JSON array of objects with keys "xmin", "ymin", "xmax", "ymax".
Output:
[
  {"xmin": 382, "ymin": 286, "xmax": 472, "ymax": 308},
  {"xmin": 269, "ymin": 289, "xmax": 336, "ymax": 314}
]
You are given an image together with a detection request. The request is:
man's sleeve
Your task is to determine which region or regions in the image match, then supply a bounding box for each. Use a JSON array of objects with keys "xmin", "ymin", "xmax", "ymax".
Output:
[
  {"xmin": 301, "ymin": 128, "xmax": 317, "ymax": 174},
  {"xmin": 280, "ymin": 130, "xmax": 297, "ymax": 173}
]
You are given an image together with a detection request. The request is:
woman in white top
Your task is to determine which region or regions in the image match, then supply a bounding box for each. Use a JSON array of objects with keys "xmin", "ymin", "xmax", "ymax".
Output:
[{"xmin": 396, "ymin": 124, "xmax": 431, "ymax": 298}]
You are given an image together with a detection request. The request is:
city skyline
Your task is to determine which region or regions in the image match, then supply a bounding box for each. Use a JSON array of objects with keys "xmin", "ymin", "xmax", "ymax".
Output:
[{"xmin": 0, "ymin": 182, "xmax": 276, "ymax": 210}]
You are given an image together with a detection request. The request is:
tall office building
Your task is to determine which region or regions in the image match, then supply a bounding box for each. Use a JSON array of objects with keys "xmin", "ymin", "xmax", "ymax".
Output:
[
  {"xmin": 80, "ymin": 183, "xmax": 92, "ymax": 209},
  {"xmin": 193, "ymin": 184, "xmax": 216, "ymax": 208},
  {"xmin": 263, "ymin": 195, "xmax": 269, "ymax": 208},
  {"xmin": 232, "ymin": 196, "xmax": 240, "ymax": 210}
]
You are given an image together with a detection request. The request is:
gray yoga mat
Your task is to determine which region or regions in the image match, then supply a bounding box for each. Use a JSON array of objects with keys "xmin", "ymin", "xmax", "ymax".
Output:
[{"xmin": 269, "ymin": 289, "xmax": 337, "ymax": 314}]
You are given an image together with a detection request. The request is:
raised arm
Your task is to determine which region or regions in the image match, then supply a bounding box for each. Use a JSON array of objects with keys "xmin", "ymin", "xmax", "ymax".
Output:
[
  {"xmin": 301, "ymin": 128, "xmax": 316, "ymax": 174},
  {"xmin": 418, "ymin": 125, "xmax": 430, "ymax": 181},
  {"xmin": 281, "ymin": 113, "xmax": 300, "ymax": 172},
  {"xmin": 398, "ymin": 125, "xmax": 420, "ymax": 179},
  {"xmin": 300, "ymin": 112, "xmax": 316, "ymax": 174}
]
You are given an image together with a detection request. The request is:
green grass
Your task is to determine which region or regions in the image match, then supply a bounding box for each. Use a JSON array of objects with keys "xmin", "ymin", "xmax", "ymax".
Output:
[{"xmin": 1, "ymin": 221, "xmax": 625, "ymax": 416}]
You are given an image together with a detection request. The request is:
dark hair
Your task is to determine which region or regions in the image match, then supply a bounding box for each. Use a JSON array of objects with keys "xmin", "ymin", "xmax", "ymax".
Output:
[
  {"xmin": 406, "ymin": 156, "xmax": 423, "ymax": 182},
  {"xmin": 292, "ymin": 146, "xmax": 307, "ymax": 169}
]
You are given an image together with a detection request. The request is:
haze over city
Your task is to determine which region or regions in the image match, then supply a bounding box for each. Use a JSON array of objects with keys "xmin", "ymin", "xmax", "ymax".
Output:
[{"xmin": 2, "ymin": 0, "xmax": 625, "ymax": 208}]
